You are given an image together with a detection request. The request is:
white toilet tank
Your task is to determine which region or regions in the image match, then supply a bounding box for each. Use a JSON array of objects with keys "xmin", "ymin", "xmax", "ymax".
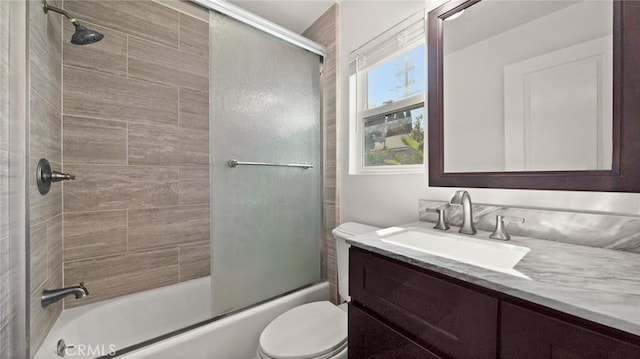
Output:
[{"xmin": 331, "ymin": 222, "xmax": 380, "ymax": 303}]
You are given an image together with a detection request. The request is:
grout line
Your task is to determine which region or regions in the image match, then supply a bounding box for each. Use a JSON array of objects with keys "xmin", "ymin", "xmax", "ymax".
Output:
[
  {"xmin": 63, "ymin": 162, "xmax": 209, "ymax": 169},
  {"xmin": 62, "ymin": 63, "xmax": 177, "ymax": 91},
  {"xmin": 60, "ymin": 113, "xmax": 181, "ymax": 130},
  {"xmin": 66, "ymin": 243, "xmax": 181, "ymax": 264},
  {"xmin": 63, "ymin": 203, "xmax": 210, "ymax": 216}
]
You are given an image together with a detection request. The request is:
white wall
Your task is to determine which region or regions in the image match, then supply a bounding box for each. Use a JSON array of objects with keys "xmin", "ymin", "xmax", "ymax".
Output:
[{"xmin": 338, "ymin": 0, "xmax": 640, "ymax": 229}]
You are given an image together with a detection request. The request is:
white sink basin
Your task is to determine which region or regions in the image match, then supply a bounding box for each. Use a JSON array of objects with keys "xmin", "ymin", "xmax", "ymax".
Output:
[{"xmin": 378, "ymin": 228, "xmax": 531, "ymax": 279}]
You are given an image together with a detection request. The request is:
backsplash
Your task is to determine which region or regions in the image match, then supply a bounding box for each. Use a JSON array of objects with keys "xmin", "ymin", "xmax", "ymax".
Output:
[{"xmin": 419, "ymin": 200, "xmax": 640, "ymax": 253}]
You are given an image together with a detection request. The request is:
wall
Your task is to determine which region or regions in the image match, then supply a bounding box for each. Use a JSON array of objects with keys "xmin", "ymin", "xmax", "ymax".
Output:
[
  {"xmin": 28, "ymin": 0, "xmax": 64, "ymax": 354},
  {"xmin": 0, "ymin": 0, "xmax": 12, "ymax": 355},
  {"xmin": 339, "ymin": 0, "xmax": 640, "ymax": 230},
  {"xmin": 1, "ymin": 1, "xmax": 28, "ymax": 356},
  {"xmin": 302, "ymin": 4, "xmax": 340, "ymax": 303},
  {"xmin": 60, "ymin": 0, "xmax": 210, "ymax": 308}
]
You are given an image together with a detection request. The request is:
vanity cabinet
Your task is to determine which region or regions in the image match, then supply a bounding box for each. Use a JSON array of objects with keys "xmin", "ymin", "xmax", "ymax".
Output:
[
  {"xmin": 349, "ymin": 304, "xmax": 443, "ymax": 358},
  {"xmin": 348, "ymin": 247, "xmax": 640, "ymax": 359},
  {"xmin": 501, "ymin": 302, "xmax": 640, "ymax": 359},
  {"xmin": 349, "ymin": 247, "xmax": 498, "ymax": 359}
]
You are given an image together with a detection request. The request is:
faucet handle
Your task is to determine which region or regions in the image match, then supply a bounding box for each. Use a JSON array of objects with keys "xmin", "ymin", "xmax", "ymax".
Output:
[
  {"xmin": 490, "ymin": 215, "xmax": 525, "ymax": 241},
  {"xmin": 425, "ymin": 205, "xmax": 450, "ymax": 230}
]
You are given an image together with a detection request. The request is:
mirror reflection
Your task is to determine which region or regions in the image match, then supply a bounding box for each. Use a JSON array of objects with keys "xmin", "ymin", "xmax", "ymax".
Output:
[{"xmin": 442, "ymin": 0, "xmax": 613, "ymax": 173}]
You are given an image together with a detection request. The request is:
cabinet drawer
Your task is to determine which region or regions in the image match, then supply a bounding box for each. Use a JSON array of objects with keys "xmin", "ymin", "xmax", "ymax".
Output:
[
  {"xmin": 349, "ymin": 303, "xmax": 443, "ymax": 359},
  {"xmin": 349, "ymin": 247, "xmax": 498, "ymax": 359},
  {"xmin": 501, "ymin": 302, "xmax": 640, "ymax": 359}
]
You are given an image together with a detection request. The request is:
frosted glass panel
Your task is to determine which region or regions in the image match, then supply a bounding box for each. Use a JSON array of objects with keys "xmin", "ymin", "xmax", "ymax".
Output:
[{"xmin": 210, "ymin": 12, "xmax": 322, "ymax": 316}]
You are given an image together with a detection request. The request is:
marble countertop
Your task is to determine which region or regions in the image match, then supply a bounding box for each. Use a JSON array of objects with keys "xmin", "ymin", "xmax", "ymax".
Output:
[{"xmin": 347, "ymin": 221, "xmax": 640, "ymax": 337}]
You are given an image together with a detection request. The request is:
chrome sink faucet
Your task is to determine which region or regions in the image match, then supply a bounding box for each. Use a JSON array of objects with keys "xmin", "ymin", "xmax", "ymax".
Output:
[
  {"xmin": 450, "ymin": 190, "xmax": 477, "ymax": 235},
  {"xmin": 41, "ymin": 282, "xmax": 89, "ymax": 307}
]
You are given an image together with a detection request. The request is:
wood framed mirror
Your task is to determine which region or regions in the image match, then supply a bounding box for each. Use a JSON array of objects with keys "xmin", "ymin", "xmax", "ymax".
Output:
[{"xmin": 427, "ymin": 0, "xmax": 640, "ymax": 192}]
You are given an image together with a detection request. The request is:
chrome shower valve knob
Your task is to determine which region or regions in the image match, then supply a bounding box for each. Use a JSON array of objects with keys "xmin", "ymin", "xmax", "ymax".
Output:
[{"xmin": 37, "ymin": 158, "xmax": 76, "ymax": 195}]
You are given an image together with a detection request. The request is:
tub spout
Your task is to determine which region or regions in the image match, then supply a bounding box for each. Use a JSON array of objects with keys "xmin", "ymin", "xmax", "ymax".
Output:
[{"xmin": 42, "ymin": 282, "xmax": 89, "ymax": 307}]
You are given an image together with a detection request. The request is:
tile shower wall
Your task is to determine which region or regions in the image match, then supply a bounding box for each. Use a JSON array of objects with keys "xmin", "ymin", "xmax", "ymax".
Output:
[
  {"xmin": 61, "ymin": 0, "xmax": 210, "ymax": 308},
  {"xmin": 0, "ymin": 0, "xmax": 11, "ymax": 355},
  {"xmin": 28, "ymin": 0, "xmax": 64, "ymax": 354},
  {"xmin": 303, "ymin": 5, "xmax": 340, "ymax": 303}
]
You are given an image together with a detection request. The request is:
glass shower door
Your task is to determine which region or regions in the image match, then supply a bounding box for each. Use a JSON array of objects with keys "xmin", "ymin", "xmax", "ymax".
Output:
[{"xmin": 210, "ymin": 11, "xmax": 322, "ymax": 316}]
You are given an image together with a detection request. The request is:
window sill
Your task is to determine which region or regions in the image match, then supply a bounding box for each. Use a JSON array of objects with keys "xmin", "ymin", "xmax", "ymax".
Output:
[{"xmin": 349, "ymin": 165, "xmax": 425, "ymax": 176}]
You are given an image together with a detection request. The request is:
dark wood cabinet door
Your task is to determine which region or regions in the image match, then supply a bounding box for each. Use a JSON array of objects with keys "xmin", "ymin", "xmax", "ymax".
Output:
[
  {"xmin": 349, "ymin": 303, "xmax": 443, "ymax": 359},
  {"xmin": 349, "ymin": 247, "xmax": 498, "ymax": 359},
  {"xmin": 501, "ymin": 302, "xmax": 640, "ymax": 359}
]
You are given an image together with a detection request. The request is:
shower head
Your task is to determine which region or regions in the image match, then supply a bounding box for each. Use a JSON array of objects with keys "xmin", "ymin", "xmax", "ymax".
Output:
[
  {"xmin": 71, "ymin": 23, "xmax": 104, "ymax": 45},
  {"xmin": 42, "ymin": 0, "xmax": 104, "ymax": 45}
]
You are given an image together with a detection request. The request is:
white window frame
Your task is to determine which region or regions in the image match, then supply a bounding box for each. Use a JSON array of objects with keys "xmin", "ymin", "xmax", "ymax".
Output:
[{"xmin": 349, "ymin": 40, "xmax": 426, "ymax": 175}]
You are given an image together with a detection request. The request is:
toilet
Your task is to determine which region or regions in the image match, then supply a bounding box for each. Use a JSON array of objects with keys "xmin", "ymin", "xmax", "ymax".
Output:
[{"xmin": 256, "ymin": 222, "xmax": 380, "ymax": 359}]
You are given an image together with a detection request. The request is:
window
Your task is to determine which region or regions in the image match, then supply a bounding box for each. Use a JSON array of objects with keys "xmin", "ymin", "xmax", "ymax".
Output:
[{"xmin": 349, "ymin": 11, "xmax": 426, "ymax": 174}]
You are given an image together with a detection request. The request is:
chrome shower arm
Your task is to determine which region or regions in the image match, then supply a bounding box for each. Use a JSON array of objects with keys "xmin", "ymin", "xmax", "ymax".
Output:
[
  {"xmin": 42, "ymin": 0, "xmax": 78, "ymax": 24},
  {"xmin": 41, "ymin": 0, "xmax": 104, "ymax": 45}
]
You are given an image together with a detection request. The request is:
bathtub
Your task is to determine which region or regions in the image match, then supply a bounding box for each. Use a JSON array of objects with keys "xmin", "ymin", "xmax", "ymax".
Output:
[
  {"xmin": 34, "ymin": 277, "xmax": 329, "ymax": 359},
  {"xmin": 120, "ymin": 282, "xmax": 329, "ymax": 359},
  {"xmin": 34, "ymin": 277, "xmax": 211, "ymax": 359}
]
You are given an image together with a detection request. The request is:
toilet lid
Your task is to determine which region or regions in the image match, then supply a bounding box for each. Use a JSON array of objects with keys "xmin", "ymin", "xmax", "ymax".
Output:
[{"xmin": 259, "ymin": 301, "xmax": 347, "ymax": 359}]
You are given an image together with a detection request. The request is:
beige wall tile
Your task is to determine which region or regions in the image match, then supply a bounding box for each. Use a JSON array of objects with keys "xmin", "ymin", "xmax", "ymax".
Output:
[
  {"xmin": 128, "ymin": 37, "xmax": 208, "ymax": 92},
  {"xmin": 30, "ymin": 158, "xmax": 62, "ymax": 225},
  {"xmin": 59, "ymin": 0, "xmax": 213, "ymax": 311},
  {"xmin": 47, "ymin": 215, "xmax": 62, "ymax": 277},
  {"xmin": 128, "ymin": 205, "xmax": 210, "ymax": 251},
  {"xmin": 30, "ymin": 2, "xmax": 62, "ymax": 110},
  {"xmin": 30, "ymin": 222, "xmax": 48, "ymax": 293},
  {"xmin": 179, "ymin": 240, "xmax": 210, "ymax": 281},
  {"xmin": 64, "ymin": 66, "xmax": 179, "ymax": 126},
  {"xmin": 0, "ymin": 52, "xmax": 7, "ymax": 153},
  {"xmin": 64, "ymin": 210, "xmax": 128, "ymax": 262},
  {"xmin": 63, "ymin": 164, "xmax": 179, "ymax": 212},
  {"xmin": 128, "ymin": 123, "xmax": 209, "ymax": 166},
  {"xmin": 30, "ymin": 265, "xmax": 62, "ymax": 355},
  {"xmin": 0, "ymin": 151, "xmax": 7, "ymax": 239},
  {"xmin": 179, "ymin": 13, "xmax": 209, "ymax": 56},
  {"xmin": 63, "ymin": 116, "xmax": 127, "ymax": 165},
  {"xmin": 30, "ymin": 0, "xmax": 64, "ymax": 352},
  {"xmin": 179, "ymin": 88, "xmax": 209, "ymax": 130},
  {"xmin": 64, "ymin": 247, "xmax": 179, "ymax": 307},
  {"xmin": 30, "ymin": 91, "xmax": 61, "ymax": 163},
  {"xmin": 179, "ymin": 167, "xmax": 210, "ymax": 205},
  {"xmin": 303, "ymin": 4, "xmax": 338, "ymax": 300},
  {"xmin": 63, "ymin": 21, "xmax": 127, "ymax": 76},
  {"xmin": 0, "ymin": 237, "xmax": 8, "ymax": 334},
  {"xmin": 65, "ymin": 248, "xmax": 177, "ymax": 283},
  {"xmin": 64, "ymin": 0, "xmax": 180, "ymax": 48}
]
